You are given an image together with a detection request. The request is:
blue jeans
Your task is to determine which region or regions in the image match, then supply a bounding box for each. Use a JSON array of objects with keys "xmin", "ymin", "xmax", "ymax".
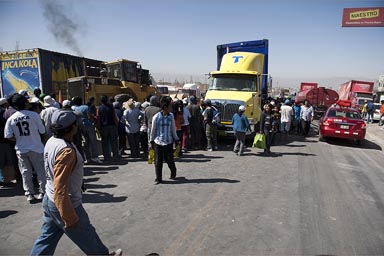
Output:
[
  {"xmin": 82, "ymin": 125, "xmax": 99, "ymax": 160},
  {"xmin": 31, "ymin": 195, "xmax": 109, "ymax": 255}
]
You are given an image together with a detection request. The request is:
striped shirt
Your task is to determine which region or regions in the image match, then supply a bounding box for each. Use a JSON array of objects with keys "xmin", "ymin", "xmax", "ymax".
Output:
[{"xmin": 150, "ymin": 111, "xmax": 179, "ymax": 146}]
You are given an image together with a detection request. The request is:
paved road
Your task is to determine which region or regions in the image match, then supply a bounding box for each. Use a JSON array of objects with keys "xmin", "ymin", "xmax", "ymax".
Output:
[{"xmin": 1, "ymin": 123, "xmax": 383, "ymax": 255}]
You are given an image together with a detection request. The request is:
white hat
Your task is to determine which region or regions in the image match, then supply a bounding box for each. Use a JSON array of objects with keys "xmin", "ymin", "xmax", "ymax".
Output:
[
  {"xmin": 239, "ymin": 105, "xmax": 246, "ymax": 112},
  {"xmin": 43, "ymin": 95, "xmax": 55, "ymax": 107},
  {"xmin": 30, "ymin": 97, "xmax": 40, "ymax": 103},
  {"xmin": 19, "ymin": 89, "xmax": 30, "ymax": 99},
  {"xmin": 0, "ymin": 97, "xmax": 7, "ymax": 106},
  {"xmin": 62, "ymin": 100, "xmax": 71, "ymax": 107},
  {"xmin": 183, "ymin": 98, "xmax": 188, "ymax": 104}
]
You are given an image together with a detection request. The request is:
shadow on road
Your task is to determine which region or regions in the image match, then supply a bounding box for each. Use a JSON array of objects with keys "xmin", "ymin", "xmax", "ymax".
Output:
[
  {"xmin": 0, "ymin": 210, "xmax": 18, "ymax": 219},
  {"xmin": 254, "ymin": 151, "xmax": 316, "ymax": 157},
  {"xmin": 160, "ymin": 177, "xmax": 240, "ymax": 184},
  {"xmin": 82, "ymin": 190, "xmax": 127, "ymax": 204},
  {"xmin": 176, "ymin": 153, "xmax": 224, "ymax": 163},
  {"xmin": 320, "ymin": 137, "xmax": 382, "ymax": 150}
]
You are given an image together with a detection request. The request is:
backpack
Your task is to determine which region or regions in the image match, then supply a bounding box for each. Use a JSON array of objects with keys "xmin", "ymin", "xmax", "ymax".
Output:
[
  {"xmin": 212, "ymin": 108, "xmax": 221, "ymax": 125},
  {"xmin": 366, "ymin": 102, "xmax": 374, "ymax": 112}
]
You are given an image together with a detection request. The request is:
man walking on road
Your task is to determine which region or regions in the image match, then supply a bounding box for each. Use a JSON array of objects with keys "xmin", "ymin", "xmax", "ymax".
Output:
[
  {"xmin": 150, "ymin": 96, "xmax": 179, "ymax": 184},
  {"xmin": 31, "ymin": 109, "xmax": 122, "ymax": 256},
  {"xmin": 300, "ymin": 100, "xmax": 314, "ymax": 136},
  {"xmin": 232, "ymin": 105, "xmax": 250, "ymax": 156}
]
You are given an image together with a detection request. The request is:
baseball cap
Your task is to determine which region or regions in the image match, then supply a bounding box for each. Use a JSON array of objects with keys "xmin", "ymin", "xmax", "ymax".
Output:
[
  {"xmin": 239, "ymin": 105, "xmax": 246, "ymax": 112},
  {"xmin": 19, "ymin": 89, "xmax": 30, "ymax": 99},
  {"xmin": 285, "ymin": 99, "xmax": 290, "ymax": 105},
  {"xmin": 0, "ymin": 97, "xmax": 7, "ymax": 106},
  {"xmin": 62, "ymin": 100, "xmax": 71, "ymax": 107},
  {"xmin": 30, "ymin": 97, "xmax": 40, "ymax": 104},
  {"xmin": 51, "ymin": 110, "xmax": 77, "ymax": 130}
]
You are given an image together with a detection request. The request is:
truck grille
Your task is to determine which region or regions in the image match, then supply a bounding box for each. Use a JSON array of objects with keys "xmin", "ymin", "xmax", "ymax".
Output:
[{"xmin": 215, "ymin": 103, "xmax": 240, "ymax": 122}]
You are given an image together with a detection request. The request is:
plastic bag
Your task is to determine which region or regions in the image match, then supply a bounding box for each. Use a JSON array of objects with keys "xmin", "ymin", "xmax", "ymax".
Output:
[
  {"xmin": 148, "ymin": 149, "xmax": 155, "ymax": 164},
  {"xmin": 253, "ymin": 133, "xmax": 266, "ymax": 149},
  {"xmin": 173, "ymin": 143, "xmax": 181, "ymax": 158}
]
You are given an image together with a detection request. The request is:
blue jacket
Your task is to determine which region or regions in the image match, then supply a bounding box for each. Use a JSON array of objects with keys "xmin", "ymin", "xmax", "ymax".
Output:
[{"xmin": 232, "ymin": 113, "xmax": 250, "ymax": 132}]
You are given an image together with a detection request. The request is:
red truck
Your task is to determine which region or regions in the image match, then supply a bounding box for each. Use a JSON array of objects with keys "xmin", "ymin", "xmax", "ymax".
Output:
[
  {"xmin": 300, "ymin": 82, "xmax": 318, "ymax": 92},
  {"xmin": 295, "ymin": 87, "xmax": 339, "ymax": 118},
  {"xmin": 338, "ymin": 80, "xmax": 374, "ymax": 110}
]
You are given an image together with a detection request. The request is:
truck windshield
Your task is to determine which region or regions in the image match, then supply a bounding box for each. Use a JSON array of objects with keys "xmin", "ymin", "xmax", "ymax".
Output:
[{"xmin": 209, "ymin": 74, "xmax": 258, "ymax": 92}]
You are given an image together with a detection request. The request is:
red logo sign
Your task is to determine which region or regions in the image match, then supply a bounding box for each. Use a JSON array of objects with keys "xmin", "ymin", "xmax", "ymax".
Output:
[{"xmin": 342, "ymin": 7, "xmax": 384, "ymax": 27}]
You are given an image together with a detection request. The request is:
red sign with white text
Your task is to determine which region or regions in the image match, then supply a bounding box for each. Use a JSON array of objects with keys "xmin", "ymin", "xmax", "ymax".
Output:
[{"xmin": 342, "ymin": 7, "xmax": 384, "ymax": 27}]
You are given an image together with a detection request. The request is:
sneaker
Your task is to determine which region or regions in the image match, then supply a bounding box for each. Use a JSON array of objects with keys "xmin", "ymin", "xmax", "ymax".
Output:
[
  {"xmin": 207, "ymin": 148, "xmax": 213, "ymax": 152},
  {"xmin": 91, "ymin": 158, "xmax": 103, "ymax": 164},
  {"xmin": 34, "ymin": 193, "xmax": 44, "ymax": 200},
  {"xmin": 109, "ymin": 248, "xmax": 123, "ymax": 255},
  {"xmin": 26, "ymin": 194, "xmax": 34, "ymax": 203}
]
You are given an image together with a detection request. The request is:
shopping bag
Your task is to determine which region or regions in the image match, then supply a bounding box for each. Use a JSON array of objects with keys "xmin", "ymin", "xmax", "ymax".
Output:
[
  {"xmin": 173, "ymin": 143, "xmax": 181, "ymax": 158},
  {"xmin": 148, "ymin": 149, "xmax": 155, "ymax": 164},
  {"xmin": 253, "ymin": 133, "xmax": 266, "ymax": 149}
]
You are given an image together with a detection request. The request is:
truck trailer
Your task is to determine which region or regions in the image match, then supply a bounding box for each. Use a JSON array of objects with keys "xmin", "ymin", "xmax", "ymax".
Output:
[
  {"xmin": 205, "ymin": 39, "xmax": 271, "ymax": 136},
  {"xmin": 295, "ymin": 87, "xmax": 339, "ymax": 118},
  {"xmin": 0, "ymin": 48, "xmax": 156, "ymax": 104},
  {"xmin": 0, "ymin": 48, "xmax": 98, "ymax": 99},
  {"xmin": 300, "ymin": 82, "xmax": 318, "ymax": 92},
  {"xmin": 338, "ymin": 80, "xmax": 374, "ymax": 110}
]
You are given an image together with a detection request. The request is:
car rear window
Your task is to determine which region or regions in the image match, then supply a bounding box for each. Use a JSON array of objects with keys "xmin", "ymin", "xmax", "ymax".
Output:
[{"xmin": 327, "ymin": 109, "xmax": 361, "ymax": 119}]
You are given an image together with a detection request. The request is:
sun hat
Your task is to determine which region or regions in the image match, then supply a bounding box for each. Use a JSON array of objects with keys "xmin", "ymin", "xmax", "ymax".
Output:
[{"xmin": 43, "ymin": 95, "xmax": 55, "ymax": 107}]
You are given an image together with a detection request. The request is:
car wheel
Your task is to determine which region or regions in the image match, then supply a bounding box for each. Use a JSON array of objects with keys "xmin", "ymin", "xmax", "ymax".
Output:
[{"xmin": 319, "ymin": 133, "xmax": 325, "ymax": 142}]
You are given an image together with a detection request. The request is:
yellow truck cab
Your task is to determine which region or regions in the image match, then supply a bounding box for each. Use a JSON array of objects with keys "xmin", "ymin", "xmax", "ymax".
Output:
[{"xmin": 206, "ymin": 40, "xmax": 270, "ymax": 136}]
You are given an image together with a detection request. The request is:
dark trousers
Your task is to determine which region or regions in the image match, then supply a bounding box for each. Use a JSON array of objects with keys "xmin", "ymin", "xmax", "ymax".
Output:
[
  {"xmin": 127, "ymin": 132, "xmax": 140, "ymax": 158},
  {"xmin": 140, "ymin": 131, "xmax": 148, "ymax": 153},
  {"xmin": 154, "ymin": 143, "xmax": 176, "ymax": 181},
  {"xmin": 301, "ymin": 119, "xmax": 311, "ymax": 136},
  {"xmin": 100, "ymin": 125, "xmax": 119, "ymax": 160}
]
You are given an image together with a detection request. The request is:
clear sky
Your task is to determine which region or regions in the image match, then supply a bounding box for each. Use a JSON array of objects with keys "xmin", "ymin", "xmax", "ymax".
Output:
[{"xmin": 1, "ymin": 0, "xmax": 383, "ymax": 87}]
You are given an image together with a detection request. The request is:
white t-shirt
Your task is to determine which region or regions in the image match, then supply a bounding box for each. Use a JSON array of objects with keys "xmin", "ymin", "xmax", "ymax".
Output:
[
  {"xmin": 4, "ymin": 110, "xmax": 45, "ymax": 154},
  {"xmin": 182, "ymin": 106, "xmax": 191, "ymax": 126},
  {"xmin": 280, "ymin": 104, "xmax": 293, "ymax": 123},
  {"xmin": 40, "ymin": 106, "xmax": 58, "ymax": 138}
]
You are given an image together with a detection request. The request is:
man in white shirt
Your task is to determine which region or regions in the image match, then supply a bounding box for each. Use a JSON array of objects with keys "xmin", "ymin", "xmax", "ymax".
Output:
[
  {"xmin": 300, "ymin": 100, "xmax": 314, "ymax": 136},
  {"xmin": 4, "ymin": 94, "xmax": 46, "ymax": 202},
  {"xmin": 40, "ymin": 95, "xmax": 58, "ymax": 142},
  {"xmin": 280, "ymin": 99, "xmax": 293, "ymax": 137}
]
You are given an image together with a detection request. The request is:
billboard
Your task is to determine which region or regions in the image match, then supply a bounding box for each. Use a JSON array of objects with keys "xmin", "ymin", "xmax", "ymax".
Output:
[
  {"xmin": 342, "ymin": 7, "xmax": 384, "ymax": 27},
  {"xmin": 0, "ymin": 50, "xmax": 41, "ymax": 97}
]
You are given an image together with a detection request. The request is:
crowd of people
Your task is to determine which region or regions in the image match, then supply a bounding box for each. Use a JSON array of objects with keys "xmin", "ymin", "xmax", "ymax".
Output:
[{"xmin": 5, "ymin": 87, "xmax": 380, "ymax": 254}]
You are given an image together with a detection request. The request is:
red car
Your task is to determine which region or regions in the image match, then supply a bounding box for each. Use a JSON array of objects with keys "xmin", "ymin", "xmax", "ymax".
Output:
[{"xmin": 319, "ymin": 106, "xmax": 366, "ymax": 145}]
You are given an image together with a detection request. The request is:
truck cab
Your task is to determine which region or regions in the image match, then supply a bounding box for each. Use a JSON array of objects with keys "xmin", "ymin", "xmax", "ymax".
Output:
[{"xmin": 206, "ymin": 51, "xmax": 265, "ymax": 136}]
